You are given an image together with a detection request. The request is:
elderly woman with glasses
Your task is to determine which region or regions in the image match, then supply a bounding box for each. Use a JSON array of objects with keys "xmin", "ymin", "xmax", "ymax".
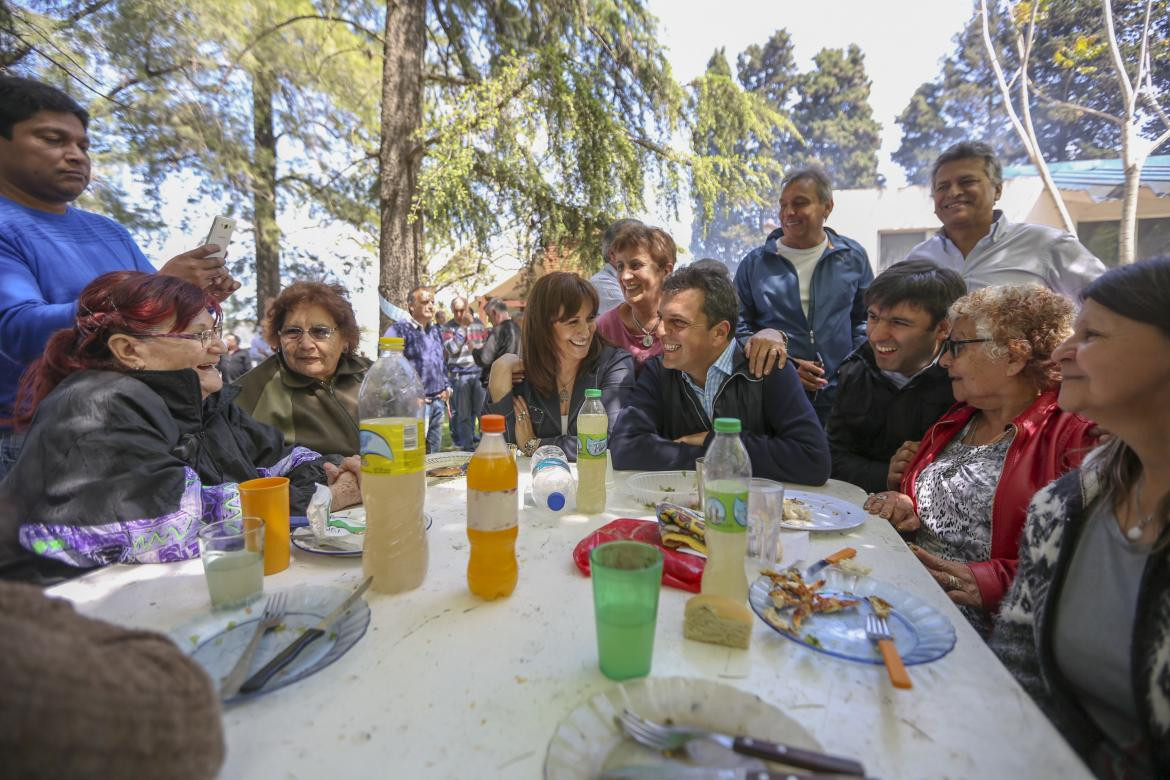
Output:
[
  {"xmin": 0, "ymin": 272, "xmax": 360, "ymax": 583},
  {"xmin": 863, "ymin": 284, "xmax": 1097, "ymax": 634},
  {"xmin": 234, "ymin": 281, "xmax": 371, "ymax": 457}
]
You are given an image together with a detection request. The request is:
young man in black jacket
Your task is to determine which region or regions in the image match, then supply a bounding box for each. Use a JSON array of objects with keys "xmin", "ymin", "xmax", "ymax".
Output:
[
  {"xmin": 827, "ymin": 260, "xmax": 966, "ymax": 493},
  {"xmin": 610, "ymin": 264, "xmax": 830, "ymax": 485}
]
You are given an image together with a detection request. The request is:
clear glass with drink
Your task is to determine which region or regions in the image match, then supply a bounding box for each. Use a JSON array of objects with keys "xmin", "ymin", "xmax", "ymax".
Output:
[{"xmin": 198, "ymin": 518, "xmax": 265, "ymax": 610}]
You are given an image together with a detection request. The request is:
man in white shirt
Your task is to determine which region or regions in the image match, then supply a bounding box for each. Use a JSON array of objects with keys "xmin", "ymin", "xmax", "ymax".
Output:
[
  {"xmin": 905, "ymin": 141, "xmax": 1106, "ymax": 297},
  {"xmin": 589, "ymin": 218, "xmax": 641, "ymax": 315}
]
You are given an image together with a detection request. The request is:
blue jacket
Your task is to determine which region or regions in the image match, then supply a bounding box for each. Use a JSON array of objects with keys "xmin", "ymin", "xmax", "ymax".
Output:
[
  {"xmin": 734, "ymin": 226, "xmax": 873, "ymax": 397},
  {"xmin": 610, "ymin": 345, "xmax": 830, "ymax": 485}
]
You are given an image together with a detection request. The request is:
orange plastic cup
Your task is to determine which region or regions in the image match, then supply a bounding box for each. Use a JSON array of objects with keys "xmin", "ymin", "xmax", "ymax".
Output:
[{"xmin": 239, "ymin": 477, "xmax": 291, "ymax": 575}]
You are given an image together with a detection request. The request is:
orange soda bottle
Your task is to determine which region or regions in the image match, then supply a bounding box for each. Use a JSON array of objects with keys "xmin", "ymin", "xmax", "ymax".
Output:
[{"xmin": 466, "ymin": 414, "xmax": 519, "ymax": 598}]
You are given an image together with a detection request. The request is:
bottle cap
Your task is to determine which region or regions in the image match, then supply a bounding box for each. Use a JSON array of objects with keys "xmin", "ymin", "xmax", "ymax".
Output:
[
  {"xmin": 713, "ymin": 417, "xmax": 742, "ymax": 434},
  {"xmin": 547, "ymin": 492, "xmax": 566, "ymax": 511},
  {"xmin": 584, "ymin": 388, "xmax": 601, "ymax": 398},
  {"xmin": 480, "ymin": 414, "xmax": 505, "ymax": 433},
  {"xmin": 378, "ymin": 336, "xmax": 404, "ymax": 352}
]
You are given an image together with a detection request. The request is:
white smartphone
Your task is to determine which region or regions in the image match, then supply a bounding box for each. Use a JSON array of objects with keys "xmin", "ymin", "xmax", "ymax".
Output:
[{"xmin": 204, "ymin": 215, "xmax": 236, "ymax": 260}]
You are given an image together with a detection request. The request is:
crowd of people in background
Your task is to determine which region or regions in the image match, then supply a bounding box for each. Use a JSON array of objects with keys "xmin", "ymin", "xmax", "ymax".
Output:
[{"xmin": 1, "ymin": 73, "xmax": 1168, "ymax": 779}]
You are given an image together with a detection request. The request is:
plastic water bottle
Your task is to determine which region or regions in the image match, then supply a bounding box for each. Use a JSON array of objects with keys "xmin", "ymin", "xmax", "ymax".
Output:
[
  {"xmin": 701, "ymin": 417, "xmax": 751, "ymax": 602},
  {"xmin": 466, "ymin": 414, "xmax": 518, "ymax": 599},
  {"xmin": 531, "ymin": 445, "xmax": 574, "ymax": 512},
  {"xmin": 575, "ymin": 388, "xmax": 607, "ymax": 513},
  {"xmin": 359, "ymin": 336, "xmax": 428, "ymax": 593}
]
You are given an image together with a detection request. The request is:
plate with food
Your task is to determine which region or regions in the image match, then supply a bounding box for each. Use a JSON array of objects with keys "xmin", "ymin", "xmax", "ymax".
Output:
[
  {"xmin": 426, "ymin": 451, "xmax": 472, "ymax": 481},
  {"xmin": 291, "ymin": 510, "xmax": 432, "ymax": 557},
  {"xmin": 544, "ymin": 676, "xmax": 822, "ymax": 779},
  {"xmin": 779, "ymin": 490, "xmax": 867, "ymax": 532},
  {"xmin": 171, "ymin": 583, "xmax": 371, "ymax": 703},
  {"xmin": 748, "ymin": 567, "xmax": 955, "ymax": 665},
  {"xmin": 625, "ymin": 470, "xmax": 700, "ymax": 511}
]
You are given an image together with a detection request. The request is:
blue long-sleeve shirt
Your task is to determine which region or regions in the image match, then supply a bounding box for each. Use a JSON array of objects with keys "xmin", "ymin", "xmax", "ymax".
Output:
[
  {"xmin": 0, "ymin": 197, "xmax": 155, "ymax": 423},
  {"xmin": 734, "ymin": 226, "xmax": 873, "ymax": 395}
]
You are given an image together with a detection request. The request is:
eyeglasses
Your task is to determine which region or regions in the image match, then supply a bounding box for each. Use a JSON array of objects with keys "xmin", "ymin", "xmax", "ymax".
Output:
[
  {"xmin": 132, "ymin": 325, "xmax": 223, "ymax": 348},
  {"xmin": 280, "ymin": 326, "xmax": 337, "ymax": 342},
  {"xmin": 941, "ymin": 337, "xmax": 991, "ymax": 358}
]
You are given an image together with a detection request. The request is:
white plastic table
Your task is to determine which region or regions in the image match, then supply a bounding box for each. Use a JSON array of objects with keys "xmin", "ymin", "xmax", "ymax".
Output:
[{"xmin": 49, "ymin": 466, "xmax": 1090, "ymax": 779}]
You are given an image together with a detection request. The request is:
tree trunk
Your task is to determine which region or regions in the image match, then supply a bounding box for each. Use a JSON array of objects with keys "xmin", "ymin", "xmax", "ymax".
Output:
[
  {"xmin": 377, "ymin": 0, "xmax": 426, "ymax": 333},
  {"xmin": 252, "ymin": 69, "xmax": 281, "ymax": 324},
  {"xmin": 1118, "ymin": 130, "xmax": 1142, "ymax": 265}
]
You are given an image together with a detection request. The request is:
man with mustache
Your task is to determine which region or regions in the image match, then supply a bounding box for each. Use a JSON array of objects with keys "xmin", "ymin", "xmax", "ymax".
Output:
[
  {"xmin": 610, "ymin": 263, "xmax": 830, "ymax": 485},
  {"xmin": 905, "ymin": 140, "xmax": 1105, "ymax": 297},
  {"xmin": 0, "ymin": 76, "xmax": 239, "ymax": 479}
]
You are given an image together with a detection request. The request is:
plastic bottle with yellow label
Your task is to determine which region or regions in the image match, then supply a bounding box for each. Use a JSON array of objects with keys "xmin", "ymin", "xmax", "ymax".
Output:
[{"xmin": 359, "ymin": 337, "xmax": 428, "ymax": 593}]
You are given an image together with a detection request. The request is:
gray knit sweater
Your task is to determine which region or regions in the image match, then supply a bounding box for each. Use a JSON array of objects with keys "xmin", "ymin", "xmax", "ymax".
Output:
[
  {"xmin": 0, "ymin": 582, "xmax": 225, "ymax": 779},
  {"xmin": 990, "ymin": 452, "xmax": 1170, "ymax": 775}
]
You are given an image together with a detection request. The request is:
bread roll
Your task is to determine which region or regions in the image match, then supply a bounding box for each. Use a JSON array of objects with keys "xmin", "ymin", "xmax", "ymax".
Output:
[{"xmin": 683, "ymin": 594, "xmax": 752, "ymax": 649}]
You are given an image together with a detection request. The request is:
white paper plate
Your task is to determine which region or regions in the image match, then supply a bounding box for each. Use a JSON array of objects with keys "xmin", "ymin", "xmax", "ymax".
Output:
[
  {"xmin": 425, "ymin": 450, "xmax": 472, "ymax": 479},
  {"xmin": 544, "ymin": 676, "xmax": 821, "ymax": 779},
  {"xmin": 625, "ymin": 470, "xmax": 701, "ymax": 511},
  {"xmin": 780, "ymin": 490, "xmax": 867, "ymax": 532}
]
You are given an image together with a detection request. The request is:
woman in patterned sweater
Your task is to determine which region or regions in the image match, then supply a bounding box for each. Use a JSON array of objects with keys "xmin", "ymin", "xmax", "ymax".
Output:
[{"xmin": 991, "ymin": 258, "xmax": 1170, "ymax": 779}]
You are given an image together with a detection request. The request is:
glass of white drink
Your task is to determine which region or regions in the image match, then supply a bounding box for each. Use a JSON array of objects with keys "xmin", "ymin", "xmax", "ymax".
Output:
[{"xmin": 198, "ymin": 518, "xmax": 265, "ymax": 610}]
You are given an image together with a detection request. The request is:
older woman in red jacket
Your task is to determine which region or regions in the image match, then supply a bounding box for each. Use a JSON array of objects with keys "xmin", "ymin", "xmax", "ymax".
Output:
[{"xmin": 864, "ymin": 285, "xmax": 1097, "ymax": 634}]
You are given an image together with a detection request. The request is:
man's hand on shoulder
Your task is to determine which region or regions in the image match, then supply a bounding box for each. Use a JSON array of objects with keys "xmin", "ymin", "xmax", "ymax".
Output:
[
  {"xmin": 159, "ymin": 244, "xmax": 239, "ymax": 300},
  {"xmin": 744, "ymin": 329, "xmax": 788, "ymax": 378}
]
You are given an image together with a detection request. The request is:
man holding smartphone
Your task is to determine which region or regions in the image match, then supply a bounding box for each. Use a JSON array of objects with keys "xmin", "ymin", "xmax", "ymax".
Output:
[{"xmin": 0, "ymin": 76, "xmax": 240, "ymax": 479}]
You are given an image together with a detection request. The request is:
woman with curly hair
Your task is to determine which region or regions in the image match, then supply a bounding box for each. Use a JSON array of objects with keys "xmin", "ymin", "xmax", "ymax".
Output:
[
  {"xmin": 863, "ymin": 284, "xmax": 1098, "ymax": 633},
  {"xmin": 234, "ymin": 281, "xmax": 370, "ymax": 457}
]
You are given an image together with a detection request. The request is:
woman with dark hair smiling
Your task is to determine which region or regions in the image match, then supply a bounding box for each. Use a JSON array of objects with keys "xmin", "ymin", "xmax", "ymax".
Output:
[
  {"xmin": 485, "ymin": 271, "xmax": 634, "ymax": 459},
  {"xmin": 0, "ymin": 271, "xmax": 359, "ymax": 582},
  {"xmin": 992, "ymin": 257, "xmax": 1170, "ymax": 779},
  {"xmin": 234, "ymin": 281, "xmax": 370, "ymax": 456}
]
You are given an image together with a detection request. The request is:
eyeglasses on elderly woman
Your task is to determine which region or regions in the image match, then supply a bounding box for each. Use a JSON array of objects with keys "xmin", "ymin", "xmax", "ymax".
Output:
[
  {"xmin": 279, "ymin": 326, "xmax": 337, "ymax": 342},
  {"xmin": 941, "ymin": 337, "xmax": 991, "ymax": 359}
]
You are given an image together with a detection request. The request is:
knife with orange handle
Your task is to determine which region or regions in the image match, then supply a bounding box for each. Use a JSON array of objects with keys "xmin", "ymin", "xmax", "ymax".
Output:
[{"xmin": 804, "ymin": 546, "xmax": 857, "ymax": 578}]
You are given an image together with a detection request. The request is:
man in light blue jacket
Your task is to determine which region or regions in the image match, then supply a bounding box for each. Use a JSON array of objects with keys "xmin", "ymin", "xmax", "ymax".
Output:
[{"xmin": 734, "ymin": 166, "xmax": 873, "ymax": 425}]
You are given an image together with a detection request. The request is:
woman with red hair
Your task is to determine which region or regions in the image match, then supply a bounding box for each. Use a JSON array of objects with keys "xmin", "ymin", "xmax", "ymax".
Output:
[{"xmin": 0, "ymin": 271, "xmax": 359, "ymax": 582}]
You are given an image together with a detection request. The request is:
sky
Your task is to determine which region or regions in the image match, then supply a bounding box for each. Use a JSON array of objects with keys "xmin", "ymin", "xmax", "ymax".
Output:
[{"xmin": 639, "ymin": 0, "xmax": 974, "ymax": 233}]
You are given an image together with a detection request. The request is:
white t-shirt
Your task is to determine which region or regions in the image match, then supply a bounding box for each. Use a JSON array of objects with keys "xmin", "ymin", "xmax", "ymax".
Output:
[{"xmin": 776, "ymin": 237, "xmax": 828, "ymax": 318}]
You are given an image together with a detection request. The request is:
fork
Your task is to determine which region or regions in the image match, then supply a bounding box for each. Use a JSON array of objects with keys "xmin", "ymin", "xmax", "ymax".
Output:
[
  {"xmin": 219, "ymin": 593, "xmax": 287, "ymax": 700},
  {"xmin": 865, "ymin": 612, "xmax": 912, "ymax": 689},
  {"xmin": 617, "ymin": 710, "xmax": 866, "ymax": 776}
]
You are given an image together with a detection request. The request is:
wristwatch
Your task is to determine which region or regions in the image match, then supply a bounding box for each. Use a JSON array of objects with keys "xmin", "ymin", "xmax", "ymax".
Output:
[{"xmin": 521, "ymin": 437, "xmax": 541, "ymax": 457}]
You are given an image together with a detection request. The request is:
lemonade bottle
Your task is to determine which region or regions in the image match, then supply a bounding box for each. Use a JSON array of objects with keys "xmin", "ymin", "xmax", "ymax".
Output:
[
  {"xmin": 359, "ymin": 337, "xmax": 428, "ymax": 594},
  {"xmin": 701, "ymin": 417, "xmax": 751, "ymax": 602},
  {"xmin": 466, "ymin": 414, "xmax": 519, "ymax": 599},
  {"xmin": 575, "ymin": 388, "xmax": 608, "ymax": 514}
]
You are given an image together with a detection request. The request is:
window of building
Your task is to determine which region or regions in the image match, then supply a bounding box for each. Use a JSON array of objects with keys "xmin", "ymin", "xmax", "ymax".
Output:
[
  {"xmin": 1078, "ymin": 217, "xmax": 1170, "ymax": 266},
  {"xmin": 878, "ymin": 231, "xmax": 927, "ymax": 270}
]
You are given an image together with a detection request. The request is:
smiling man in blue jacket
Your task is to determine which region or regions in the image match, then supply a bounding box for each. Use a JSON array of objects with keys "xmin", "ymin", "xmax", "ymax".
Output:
[
  {"xmin": 610, "ymin": 263, "xmax": 830, "ymax": 485},
  {"xmin": 734, "ymin": 166, "xmax": 873, "ymax": 425}
]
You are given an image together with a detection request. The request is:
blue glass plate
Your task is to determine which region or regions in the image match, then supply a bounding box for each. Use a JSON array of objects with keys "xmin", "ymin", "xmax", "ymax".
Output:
[
  {"xmin": 169, "ymin": 583, "xmax": 371, "ymax": 702},
  {"xmin": 291, "ymin": 512, "xmax": 432, "ymax": 557},
  {"xmin": 748, "ymin": 569, "xmax": 956, "ymax": 666}
]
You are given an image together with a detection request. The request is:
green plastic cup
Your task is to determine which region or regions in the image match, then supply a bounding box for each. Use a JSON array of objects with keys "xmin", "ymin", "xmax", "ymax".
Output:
[{"xmin": 590, "ymin": 541, "xmax": 663, "ymax": 680}]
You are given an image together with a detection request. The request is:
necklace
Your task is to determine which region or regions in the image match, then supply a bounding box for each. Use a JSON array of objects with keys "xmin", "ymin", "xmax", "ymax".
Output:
[
  {"xmin": 629, "ymin": 306, "xmax": 660, "ymax": 348},
  {"xmin": 558, "ymin": 380, "xmax": 571, "ymax": 405},
  {"xmin": 1128, "ymin": 476, "xmax": 1156, "ymax": 541}
]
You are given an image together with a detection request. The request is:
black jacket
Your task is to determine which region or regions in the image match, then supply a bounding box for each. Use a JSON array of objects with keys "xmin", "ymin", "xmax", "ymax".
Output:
[
  {"xmin": 610, "ymin": 345, "xmax": 831, "ymax": 485},
  {"xmin": 0, "ymin": 369, "xmax": 331, "ymax": 581},
  {"xmin": 826, "ymin": 342, "xmax": 955, "ymax": 493},
  {"xmin": 484, "ymin": 344, "xmax": 633, "ymax": 460},
  {"xmin": 473, "ymin": 319, "xmax": 521, "ymax": 385}
]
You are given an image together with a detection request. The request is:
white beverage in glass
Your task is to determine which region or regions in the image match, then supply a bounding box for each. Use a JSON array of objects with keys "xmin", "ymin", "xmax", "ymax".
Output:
[{"xmin": 203, "ymin": 549, "xmax": 263, "ymax": 610}]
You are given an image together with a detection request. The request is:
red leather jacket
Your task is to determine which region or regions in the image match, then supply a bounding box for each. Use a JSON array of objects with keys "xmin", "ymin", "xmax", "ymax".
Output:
[{"xmin": 900, "ymin": 390, "xmax": 1096, "ymax": 612}]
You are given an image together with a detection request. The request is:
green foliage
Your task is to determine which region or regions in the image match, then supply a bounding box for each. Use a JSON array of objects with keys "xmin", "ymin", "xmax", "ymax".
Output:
[
  {"xmin": 894, "ymin": 0, "xmax": 1169, "ymax": 185},
  {"xmin": 690, "ymin": 30, "xmax": 881, "ymax": 263}
]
